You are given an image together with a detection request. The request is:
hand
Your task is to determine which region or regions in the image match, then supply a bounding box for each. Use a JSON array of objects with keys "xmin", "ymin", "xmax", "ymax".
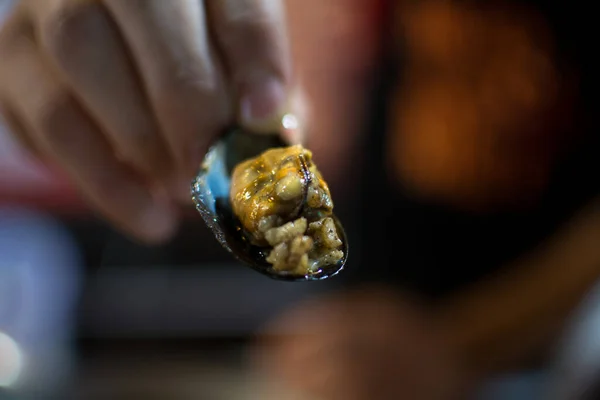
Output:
[
  {"xmin": 252, "ymin": 286, "xmax": 473, "ymax": 400},
  {"xmin": 0, "ymin": 0, "xmax": 293, "ymax": 242}
]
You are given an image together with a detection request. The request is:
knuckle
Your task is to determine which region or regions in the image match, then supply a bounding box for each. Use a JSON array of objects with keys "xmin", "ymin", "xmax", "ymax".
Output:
[
  {"xmin": 40, "ymin": 3, "xmax": 104, "ymax": 63},
  {"xmin": 90, "ymin": 168, "xmax": 137, "ymax": 206},
  {"xmin": 156, "ymin": 62, "xmax": 217, "ymax": 100},
  {"xmin": 108, "ymin": 121, "xmax": 169, "ymax": 175},
  {"xmin": 222, "ymin": 0, "xmax": 275, "ymax": 27},
  {"xmin": 119, "ymin": 134, "xmax": 163, "ymax": 170},
  {"xmin": 219, "ymin": 0, "xmax": 279, "ymax": 47},
  {"xmin": 0, "ymin": 14, "xmax": 34, "ymax": 72},
  {"xmin": 89, "ymin": 168, "xmax": 118, "ymax": 198},
  {"xmin": 36, "ymin": 94, "xmax": 78, "ymax": 146},
  {"xmin": 224, "ymin": 16, "xmax": 272, "ymax": 48}
]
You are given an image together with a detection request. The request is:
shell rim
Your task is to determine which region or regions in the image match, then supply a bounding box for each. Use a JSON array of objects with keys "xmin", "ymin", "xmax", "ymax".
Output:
[{"xmin": 190, "ymin": 129, "xmax": 348, "ymax": 282}]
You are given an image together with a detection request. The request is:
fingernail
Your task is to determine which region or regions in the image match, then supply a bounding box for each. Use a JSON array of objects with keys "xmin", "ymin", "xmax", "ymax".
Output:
[
  {"xmin": 283, "ymin": 85, "xmax": 311, "ymax": 144},
  {"xmin": 240, "ymin": 75, "xmax": 287, "ymax": 130},
  {"xmin": 281, "ymin": 86, "xmax": 310, "ymax": 145}
]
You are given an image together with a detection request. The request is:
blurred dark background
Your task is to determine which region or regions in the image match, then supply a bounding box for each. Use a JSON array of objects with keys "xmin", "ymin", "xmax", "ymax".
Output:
[{"xmin": 1, "ymin": 0, "xmax": 599, "ymax": 398}]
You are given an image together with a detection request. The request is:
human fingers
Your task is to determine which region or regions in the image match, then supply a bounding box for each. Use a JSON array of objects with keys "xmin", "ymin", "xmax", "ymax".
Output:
[
  {"xmin": 207, "ymin": 0, "xmax": 299, "ymax": 135},
  {"xmin": 0, "ymin": 31, "xmax": 178, "ymax": 242},
  {"xmin": 26, "ymin": 0, "xmax": 175, "ymax": 184},
  {"xmin": 103, "ymin": 0, "xmax": 231, "ymax": 195}
]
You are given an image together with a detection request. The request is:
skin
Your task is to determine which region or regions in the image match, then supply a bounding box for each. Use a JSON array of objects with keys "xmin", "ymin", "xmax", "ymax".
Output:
[{"xmin": 0, "ymin": 0, "xmax": 295, "ymax": 243}]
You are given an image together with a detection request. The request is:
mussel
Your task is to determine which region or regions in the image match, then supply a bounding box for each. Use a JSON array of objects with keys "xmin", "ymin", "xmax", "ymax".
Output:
[{"xmin": 191, "ymin": 125, "xmax": 348, "ymax": 281}]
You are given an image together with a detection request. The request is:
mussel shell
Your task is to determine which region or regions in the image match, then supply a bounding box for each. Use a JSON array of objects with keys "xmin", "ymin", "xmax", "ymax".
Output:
[{"xmin": 191, "ymin": 126, "xmax": 348, "ymax": 281}]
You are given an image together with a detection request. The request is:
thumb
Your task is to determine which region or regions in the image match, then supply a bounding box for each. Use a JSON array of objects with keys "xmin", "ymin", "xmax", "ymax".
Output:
[{"xmin": 207, "ymin": 0, "xmax": 310, "ymax": 142}]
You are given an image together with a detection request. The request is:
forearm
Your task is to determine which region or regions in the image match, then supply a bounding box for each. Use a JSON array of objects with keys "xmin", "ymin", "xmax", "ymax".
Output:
[{"xmin": 439, "ymin": 198, "xmax": 600, "ymax": 374}]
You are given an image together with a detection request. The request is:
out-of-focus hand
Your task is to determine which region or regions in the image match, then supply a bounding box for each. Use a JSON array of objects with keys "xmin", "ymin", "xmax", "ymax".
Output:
[
  {"xmin": 0, "ymin": 0, "xmax": 293, "ymax": 242},
  {"xmin": 252, "ymin": 286, "xmax": 474, "ymax": 400}
]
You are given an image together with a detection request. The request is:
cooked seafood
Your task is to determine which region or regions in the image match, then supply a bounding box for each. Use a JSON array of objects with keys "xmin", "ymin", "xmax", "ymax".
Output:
[{"xmin": 230, "ymin": 145, "xmax": 344, "ymax": 275}]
